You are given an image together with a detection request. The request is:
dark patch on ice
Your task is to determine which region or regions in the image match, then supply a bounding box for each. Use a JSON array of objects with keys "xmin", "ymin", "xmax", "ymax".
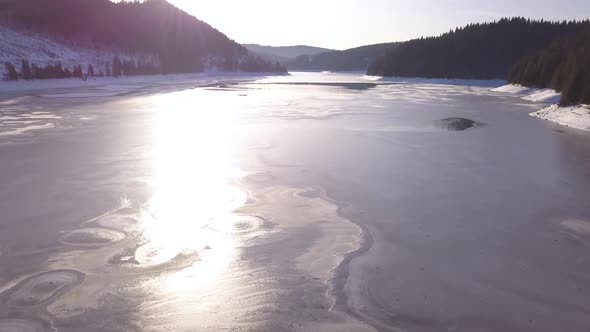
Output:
[{"xmin": 434, "ymin": 117, "xmax": 477, "ymax": 131}]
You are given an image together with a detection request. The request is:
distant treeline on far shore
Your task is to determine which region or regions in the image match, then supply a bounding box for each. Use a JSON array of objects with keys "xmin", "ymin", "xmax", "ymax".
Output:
[
  {"xmin": 5, "ymin": 56, "xmax": 172, "ymax": 81},
  {"xmin": 3, "ymin": 54, "xmax": 285, "ymax": 81}
]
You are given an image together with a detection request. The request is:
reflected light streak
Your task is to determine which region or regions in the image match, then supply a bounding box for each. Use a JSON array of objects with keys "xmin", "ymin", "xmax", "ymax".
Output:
[{"xmin": 139, "ymin": 89, "xmax": 245, "ymax": 291}]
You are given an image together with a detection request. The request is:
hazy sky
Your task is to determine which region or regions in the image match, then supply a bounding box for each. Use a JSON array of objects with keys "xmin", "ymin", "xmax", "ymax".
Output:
[{"xmin": 167, "ymin": 0, "xmax": 590, "ymax": 50}]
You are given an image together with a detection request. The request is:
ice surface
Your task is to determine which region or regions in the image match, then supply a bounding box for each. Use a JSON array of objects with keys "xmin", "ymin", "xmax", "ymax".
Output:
[{"xmin": 0, "ymin": 72, "xmax": 589, "ymax": 331}]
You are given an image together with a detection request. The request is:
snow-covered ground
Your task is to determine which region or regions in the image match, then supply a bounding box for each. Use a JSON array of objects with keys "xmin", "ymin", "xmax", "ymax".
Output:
[
  {"xmin": 0, "ymin": 25, "xmax": 156, "ymax": 77},
  {"xmin": 522, "ymin": 89, "xmax": 561, "ymax": 103},
  {"xmin": 492, "ymin": 84, "xmax": 590, "ymax": 131},
  {"xmin": 531, "ymin": 104, "xmax": 590, "ymax": 131},
  {"xmin": 491, "ymin": 84, "xmax": 560, "ymax": 103},
  {"xmin": 491, "ymin": 84, "xmax": 534, "ymax": 94}
]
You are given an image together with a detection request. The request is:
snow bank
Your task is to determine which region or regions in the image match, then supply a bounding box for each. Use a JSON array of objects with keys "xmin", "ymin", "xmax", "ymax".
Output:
[
  {"xmin": 531, "ymin": 104, "xmax": 590, "ymax": 131},
  {"xmin": 491, "ymin": 85, "xmax": 590, "ymax": 130},
  {"xmin": 522, "ymin": 89, "xmax": 561, "ymax": 103},
  {"xmin": 492, "ymin": 84, "xmax": 562, "ymax": 104},
  {"xmin": 491, "ymin": 84, "xmax": 533, "ymax": 94}
]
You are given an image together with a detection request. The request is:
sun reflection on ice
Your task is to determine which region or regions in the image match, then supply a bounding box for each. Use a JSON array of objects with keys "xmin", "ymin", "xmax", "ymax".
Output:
[{"xmin": 137, "ymin": 89, "xmax": 246, "ymax": 290}]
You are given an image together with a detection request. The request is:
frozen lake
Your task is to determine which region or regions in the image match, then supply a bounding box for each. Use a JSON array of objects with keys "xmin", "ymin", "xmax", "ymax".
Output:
[{"xmin": 1, "ymin": 72, "xmax": 590, "ymax": 331}]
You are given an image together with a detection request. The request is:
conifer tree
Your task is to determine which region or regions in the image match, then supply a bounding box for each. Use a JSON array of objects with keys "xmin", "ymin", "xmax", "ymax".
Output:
[
  {"xmin": 21, "ymin": 60, "xmax": 33, "ymax": 80},
  {"xmin": 72, "ymin": 65, "xmax": 80, "ymax": 78},
  {"xmin": 112, "ymin": 56, "xmax": 123, "ymax": 77},
  {"xmin": 509, "ymin": 26, "xmax": 590, "ymax": 105},
  {"xmin": 4, "ymin": 62, "xmax": 18, "ymax": 80}
]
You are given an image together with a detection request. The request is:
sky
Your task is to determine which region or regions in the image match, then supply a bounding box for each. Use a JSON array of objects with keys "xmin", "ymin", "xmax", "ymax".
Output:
[{"xmin": 165, "ymin": 0, "xmax": 590, "ymax": 50}]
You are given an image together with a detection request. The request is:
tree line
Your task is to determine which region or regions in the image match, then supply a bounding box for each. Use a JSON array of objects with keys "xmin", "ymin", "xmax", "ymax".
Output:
[
  {"xmin": 4, "ymin": 55, "xmax": 285, "ymax": 81},
  {"xmin": 368, "ymin": 18, "xmax": 590, "ymax": 80},
  {"xmin": 3, "ymin": 56, "xmax": 161, "ymax": 80},
  {"xmin": 508, "ymin": 27, "xmax": 590, "ymax": 105}
]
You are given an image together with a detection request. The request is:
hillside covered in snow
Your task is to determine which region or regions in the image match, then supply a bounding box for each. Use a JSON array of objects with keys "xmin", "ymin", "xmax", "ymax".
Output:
[
  {"xmin": 0, "ymin": 0, "xmax": 285, "ymax": 80},
  {"xmin": 0, "ymin": 25, "xmax": 157, "ymax": 79}
]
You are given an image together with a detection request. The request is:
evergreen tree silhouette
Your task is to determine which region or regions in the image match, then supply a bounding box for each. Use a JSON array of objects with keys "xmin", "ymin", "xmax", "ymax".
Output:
[
  {"xmin": 368, "ymin": 18, "xmax": 590, "ymax": 80},
  {"xmin": 4, "ymin": 62, "xmax": 18, "ymax": 80},
  {"xmin": 112, "ymin": 56, "xmax": 123, "ymax": 77},
  {"xmin": 21, "ymin": 60, "xmax": 32, "ymax": 80},
  {"xmin": 509, "ymin": 26, "xmax": 590, "ymax": 105}
]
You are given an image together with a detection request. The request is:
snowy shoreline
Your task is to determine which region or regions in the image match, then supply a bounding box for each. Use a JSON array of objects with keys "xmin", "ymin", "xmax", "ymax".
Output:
[
  {"xmin": 0, "ymin": 71, "xmax": 284, "ymax": 96},
  {"xmin": 3, "ymin": 75, "xmax": 589, "ymax": 132},
  {"xmin": 530, "ymin": 104, "xmax": 590, "ymax": 131},
  {"xmin": 492, "ymin": 84, "xmax": 590, "ymax": 131},
  {"xmin": 364, "ymin": 74, "xmax": 505, "ymax": 87}
]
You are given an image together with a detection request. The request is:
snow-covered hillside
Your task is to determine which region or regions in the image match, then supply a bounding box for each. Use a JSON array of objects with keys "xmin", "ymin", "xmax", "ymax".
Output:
[{"xmin": 0, "ymin": 25, "xmax": 158, "ymax": 78}]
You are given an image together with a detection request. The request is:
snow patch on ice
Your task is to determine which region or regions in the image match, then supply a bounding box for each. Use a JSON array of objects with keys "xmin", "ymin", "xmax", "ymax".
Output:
[
  {"xmin": 491, "ymin": 84, "xmax": 534, "ymax": 94},
  {"xmin": 531, "ymin": 104, "xmax": 590, "ymax": 131},
  {"xmin": 492, "ymin": 84, "xmax": 562, "ymax": 104},
  {"xmin": 522, "ymin": 89, "xmax": 561, "ymax": 103}
]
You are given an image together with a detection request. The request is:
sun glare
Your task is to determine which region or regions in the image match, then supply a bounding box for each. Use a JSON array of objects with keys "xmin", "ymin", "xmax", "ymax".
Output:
[{"xmin": 137, "ymin": 89, "xmax": 246, "ymax": 289}]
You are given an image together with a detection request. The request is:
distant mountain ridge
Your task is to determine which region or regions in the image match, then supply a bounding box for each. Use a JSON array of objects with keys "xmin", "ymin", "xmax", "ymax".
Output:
[
  {"xmin": 244, "ymin": 44, "xmax": 335, "ymax": 62},
  {"xmin": 287, "ymin": 42, "xmax": 398, "ymax": 72},
  {"xmin": 0, "ymin": 0, "xmax": 284, "ymax": 80}
]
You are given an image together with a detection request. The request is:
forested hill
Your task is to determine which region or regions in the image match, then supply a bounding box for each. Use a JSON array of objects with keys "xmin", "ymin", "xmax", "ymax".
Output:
[
  {"xmin": 509, "ymin": 27, "xmax": 590, "ymax": 105},
  {"xmin": 244, "ymin": 44, "xmax": 335, "ymax": 63},
  {"xmin": 0, "ymin": 0, "xmax": 284, "ymax": 79},
  {"xmin": 288, "ymin": 42, "xmax": 398, "ymax": 71},
  {"xmin": 368, "ymin": 18, "xmax": 590, "ymax": 80}
]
